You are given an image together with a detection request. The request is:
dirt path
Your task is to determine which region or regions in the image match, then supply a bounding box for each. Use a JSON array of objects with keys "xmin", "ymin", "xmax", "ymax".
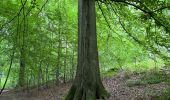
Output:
[{"xmin": 1, "ymin": 75, "xmax": 169, "ymax": 100}]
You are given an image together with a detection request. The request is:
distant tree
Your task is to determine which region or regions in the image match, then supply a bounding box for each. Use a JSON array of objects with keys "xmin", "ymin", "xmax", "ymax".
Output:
[{"xmin": 18, "ymin": 47, "xmax": 26, "ymax": 87}]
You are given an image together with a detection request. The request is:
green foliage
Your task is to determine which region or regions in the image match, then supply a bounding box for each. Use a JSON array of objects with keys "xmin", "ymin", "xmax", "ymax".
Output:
[
  {"xmin": 142, "ymin": 71, "xmax": 166, "ymax": 84},
  {"xmin": 0, "ymin": 0, "xmax": 169, "ymax": 89},
  {"xmin": 126, "ymin": 79, "xmax": 146, "ymax": 87},
  {"xmin": 155, "ymin": 87, "xmax": 170, "ymax": 100},
  {"xmin": 127, "ymin": 70, "xmax": 166, "ymax": 87},
  {"xmin": 102, "ymin": 68, "xmax": 119, "ymax": 77},
  {"xmin": 123, "ymin": 59, "xmax": 163, "ymax": 73}
]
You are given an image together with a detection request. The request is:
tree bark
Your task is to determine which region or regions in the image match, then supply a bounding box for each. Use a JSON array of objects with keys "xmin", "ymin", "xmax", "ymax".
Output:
[
  {"xmin": 65, "ymin": 0, "xmax": 108, "ymax": 99},
  {"xmin": 56, "ymin": 31, "xmax": 61, "ymax": 84},
  {"xmin": 18, "ymin": 47, "xmax": 25, "ymax": 87},
  {"xmin": 71, "ymin": 50, "xmax": 75, "ymax": 81},
  {"xmin": 64, "ymin": 39, "xmax": 68, "ymax": 83}
]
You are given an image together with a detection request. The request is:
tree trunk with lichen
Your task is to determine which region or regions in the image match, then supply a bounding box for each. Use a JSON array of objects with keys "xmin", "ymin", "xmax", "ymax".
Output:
[{"xmin": 65, "ymin": 0, "xmax": 108, "ymax": 99}]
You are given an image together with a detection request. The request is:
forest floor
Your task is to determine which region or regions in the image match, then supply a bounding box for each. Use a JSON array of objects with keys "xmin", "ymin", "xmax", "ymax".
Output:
[{"xmin": 1, "ymin": 71, "xmax": 170, "ymax": 100}]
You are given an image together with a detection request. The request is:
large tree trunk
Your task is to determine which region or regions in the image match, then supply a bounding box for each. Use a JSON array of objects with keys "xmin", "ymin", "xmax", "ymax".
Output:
[{"xmin": 65, "ymin": 0, "xmax": 108, "ymax": 99}]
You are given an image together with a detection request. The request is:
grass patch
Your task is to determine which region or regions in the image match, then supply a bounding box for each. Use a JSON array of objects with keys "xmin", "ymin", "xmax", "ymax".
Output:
[
  {"xmin": 155, "ymin": 88, "xmax": 170, "ymax": 100},
  {"xmin": 127, "ymin": 70, "xmax": 167, "ymax": 87},
  {"xmin": 102, "ymin": 68, "xmax": 119, "ymax": 77},
  {"xmin": 141, "ymin": 71, "xmax": 166, "ymax": 84},
  {"xmin": 126, "ymin": 79, "xmax": 146, "ymax": 87}
]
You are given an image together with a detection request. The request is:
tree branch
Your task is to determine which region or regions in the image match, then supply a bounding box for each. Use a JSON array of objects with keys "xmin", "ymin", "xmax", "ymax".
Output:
[
  {"xmin": 0, "ymin": 0, "xmax": 27, "ymax": 31},
  {"xmin": 98, "ymin": 0, "xmax": 170, "ymax": 33}
]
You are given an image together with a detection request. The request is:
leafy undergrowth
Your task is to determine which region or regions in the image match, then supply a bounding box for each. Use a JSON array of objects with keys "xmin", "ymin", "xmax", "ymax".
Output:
[
  {"xmin": 126, "ymin": 71, "xmax": 167, "ymax": 87},
  {"xmin": 102, "ymin": 68, "xmax": 119, "ymax": 77},
  {"xmin": 1, "ymin": 70, "xmax": 170, "ymax": 100}
]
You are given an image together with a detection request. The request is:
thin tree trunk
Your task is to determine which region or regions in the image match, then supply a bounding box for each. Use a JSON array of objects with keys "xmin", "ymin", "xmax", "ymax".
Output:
[
  {"xmin": 46, "ymin": 63, "xmax": 49, "ymax": 87},
  {"xmin": 71, "ymin": 50, "xmax": 75, "ymax": 81},
  {"xmin": 18, "ymin": 47, "xmax": 25, "ymax": 87},
  {"xmin": 66, "ymin": 0, "xmax": 108, "ymax": 99},
  {"xmin": 38, "ymin": 61, "xmax": 42, "ymax": 90},
  {"xmin": 56, "ymin": 37, "xmax": 61, "ymax": 84},
  {"xmin": 56, "ymin": 12, "xmax": 62, "ymax": 84},
  {"xmin": 64, "ymin": 40, "xmax": 68, "ymax": 83}
]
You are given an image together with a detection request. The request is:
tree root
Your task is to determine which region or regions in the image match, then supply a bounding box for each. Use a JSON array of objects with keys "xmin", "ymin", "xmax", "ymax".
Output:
[{"xmin": 65, "ymin": 85, "xmax": 109, "ymax": 100}]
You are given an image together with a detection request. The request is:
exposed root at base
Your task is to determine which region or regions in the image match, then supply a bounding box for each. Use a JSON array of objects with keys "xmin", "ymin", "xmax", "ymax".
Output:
[{"xmin": 65, "ymin": 85, "xmax": 109, "ymax": 100}]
